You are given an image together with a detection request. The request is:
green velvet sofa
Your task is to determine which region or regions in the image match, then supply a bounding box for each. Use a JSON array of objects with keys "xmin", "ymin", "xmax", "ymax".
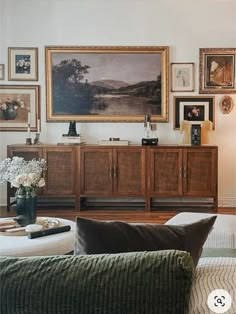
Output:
[{"xmin": 0, "ymin": 250, "xmax": 194, "ymax": 314}]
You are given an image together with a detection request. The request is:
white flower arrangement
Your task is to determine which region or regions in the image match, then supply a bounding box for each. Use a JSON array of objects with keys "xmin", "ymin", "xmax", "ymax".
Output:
[
  {"xmin": 0, "ymin": 157, "xmax": 47, "ymax": 195},
  {"xmin": 0, "ymin": 96, "xmax": 26, "ymax": 112}
]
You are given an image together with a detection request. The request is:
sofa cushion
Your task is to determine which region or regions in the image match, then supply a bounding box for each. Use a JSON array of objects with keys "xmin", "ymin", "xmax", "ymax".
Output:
[
  {"xmin": 75, "ymin": 216, "xmax": 216, "ymax": 266},
  {"xmin": 0, "ymin": 250, "xmax": 194, "ymax": 314}
]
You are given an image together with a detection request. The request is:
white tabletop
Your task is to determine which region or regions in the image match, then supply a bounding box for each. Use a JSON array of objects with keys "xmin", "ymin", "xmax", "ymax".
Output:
[{"xmin": 0, "ymin": 217, "xmax": 76, "ymax": 257}]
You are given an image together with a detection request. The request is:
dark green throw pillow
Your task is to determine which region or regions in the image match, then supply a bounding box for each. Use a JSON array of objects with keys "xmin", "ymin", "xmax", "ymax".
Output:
[
  {"xmin": 0, "ymin": 250, "xmax": 194, "ymax": 314},
  {"xmin": 75, "ymin": 216, "xmax": 216, "ymax": 266}
]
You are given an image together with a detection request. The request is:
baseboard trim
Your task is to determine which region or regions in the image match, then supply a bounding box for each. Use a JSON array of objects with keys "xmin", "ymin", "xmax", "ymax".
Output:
[{"xmin": 218, "ymin": 197, "xmax": 236, "ymax": 208}]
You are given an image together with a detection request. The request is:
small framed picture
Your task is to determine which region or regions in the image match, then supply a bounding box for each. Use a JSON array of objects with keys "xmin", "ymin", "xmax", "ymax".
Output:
[
  {"xmin": 0, "ymin": 64, "xmax": 5, "ymax": 80},
  {"xmin": 0, "ymin": 85, "xmax": 40, "ymax": 131},
  {"xmin": 173, "ymin": 96, "xmax": 215, "ymax": 129},
  {"xmin": 219, "ymin": 96, "xmax": 234, "ymax": 114},
  {"xmin": 171, "ymin": 63, "xmax": 194, "ymax": 92},
  {"xmin": 8, "ymin": 47, "xmax": 38, "ymax": 81},
  {"xmin": 199, "ymin": 48, "xmax": 236, "ymax": 94}
]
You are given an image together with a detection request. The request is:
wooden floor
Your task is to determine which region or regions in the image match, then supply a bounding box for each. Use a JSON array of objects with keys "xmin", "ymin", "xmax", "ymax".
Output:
[{"xmin": 0, "ymin": 206, "xmax": 235, "ymax": 224}]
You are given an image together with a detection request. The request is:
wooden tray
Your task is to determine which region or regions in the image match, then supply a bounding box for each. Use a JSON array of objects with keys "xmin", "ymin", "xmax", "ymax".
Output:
[{"xmin": 0, "ymin": 217, "xmax": 61, "ymax": 236}]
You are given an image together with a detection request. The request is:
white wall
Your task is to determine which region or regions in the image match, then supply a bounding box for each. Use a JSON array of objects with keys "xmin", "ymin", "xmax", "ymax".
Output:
[{"xmin": 0, "ymin": 0, "xmax": 236, "ymax": 206}]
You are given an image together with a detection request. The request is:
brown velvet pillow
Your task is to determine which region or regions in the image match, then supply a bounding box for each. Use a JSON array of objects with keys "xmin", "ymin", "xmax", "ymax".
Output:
[{"xmin": 75, "ymin": 216, "xmax": 217, "ymax": 266}]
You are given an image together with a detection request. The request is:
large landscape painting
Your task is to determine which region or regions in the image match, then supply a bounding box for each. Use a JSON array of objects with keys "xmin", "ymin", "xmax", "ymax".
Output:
[{"xmin": 45, "ymin": 46, "xmax": 169, "ymax": 122}]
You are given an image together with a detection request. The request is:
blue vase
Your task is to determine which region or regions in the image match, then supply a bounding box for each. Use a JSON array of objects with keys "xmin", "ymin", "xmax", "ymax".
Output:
[
  {"xmin": 4, "ymin": 108, "xmax": 17, "ymax": 120},
  {"xmin": 16, "ymin": 192, "xmax": 37, "ymax": 226}
]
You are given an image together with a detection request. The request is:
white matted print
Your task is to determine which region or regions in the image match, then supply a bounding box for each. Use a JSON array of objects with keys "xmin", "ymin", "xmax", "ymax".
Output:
[
  {"xmin": 8, "ymin": 47, "xmax": 38, "ymax": 81},
  {"xmin": 0, "ymin": 64, "xmax": 5, "ymax": 80},
  {"xmin": 171, "ymin": 63, "xmax": 194, "ymax": 92}
]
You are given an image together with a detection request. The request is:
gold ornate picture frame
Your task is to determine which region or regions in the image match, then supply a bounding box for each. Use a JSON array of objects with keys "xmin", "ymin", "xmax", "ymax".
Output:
[
  {"xmin": 199, "ymin": 48, "xmax": 236, "ymax": 94},
  {"xmin": 45, "ymin": 46, "xmax": 169, "ymax": 122}
]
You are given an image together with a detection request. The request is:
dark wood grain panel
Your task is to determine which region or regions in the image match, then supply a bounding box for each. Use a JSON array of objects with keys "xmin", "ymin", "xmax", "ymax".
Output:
[
  {"xmin": 43, "ymin": 149, "xmax": 75, "ymax": 195},
  {"xmin": 80, "ymin": 149, "xmax": 113, "ymax": 195},
  {"xmin": 114, "ymin": 148, "xmax": 146, "ymax": 195}
]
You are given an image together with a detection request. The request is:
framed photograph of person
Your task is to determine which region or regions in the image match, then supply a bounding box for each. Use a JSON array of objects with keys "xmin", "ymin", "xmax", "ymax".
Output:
[
  {"xmin": 0, "ymin": 64, "xmax": 5, "ymax": 80},
  {"xmin": 0, "ymin": 85, "xmax": 40, "ymax": 131},
  {"xmin": 45, "ymin": 46, "xmax": 169, "ymax": 122},
  {"xmin": 199, "ymin": 48, "xmax": 236, "ymax": 94},
  {"xmin": 173, "ymin": 96, "xmax": 215, "ymax": 130},
  {"xmin": 219, "ymin": 95, "xmax": 234, "ymax": 114},
  {"xmin": 8, "ymin": 47, "xmax": 38, "ymax": 81},
  {"xmin": 171, "ymin": 63, "xmax": 194, "ymax": 92}
]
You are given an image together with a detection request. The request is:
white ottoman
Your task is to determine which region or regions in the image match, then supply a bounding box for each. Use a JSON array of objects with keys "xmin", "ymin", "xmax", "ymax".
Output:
[
  {"xmin": 166, "ymin": 212, "xmax": 236, "ymax": 249},
  {"xmin": 0, "ymin": 217, "xmax": 76, "ymax": 257}
]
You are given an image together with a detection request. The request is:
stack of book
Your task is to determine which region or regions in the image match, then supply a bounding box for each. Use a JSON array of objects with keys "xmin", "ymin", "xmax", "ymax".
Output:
[
  {"xmin": 58, "ymin": 134, "xmax": 82, "ymax": 145},
  {"xmin": 99, "ymin": 140, "xmax": 130, "ymax": 146}
]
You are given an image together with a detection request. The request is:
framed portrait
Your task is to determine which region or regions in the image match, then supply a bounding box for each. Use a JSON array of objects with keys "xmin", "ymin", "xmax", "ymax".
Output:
[
  {"xmin": 171, "ymin": 63, "xmax": 194, "ymax": 92},
  {"xmin": 45, "ymin": 46, "xmax": 169, "ymax": 122},
  {"xmin": 0, "ymin": 85, "xmax": 40, "ymax": 131},
  {"xmin": 199, "ymin": 48, "xmax": 236, "ymax": 94},
  {"xmin": 8, "ymin": 47, "xmax": 38, "ymax": 81},
  {"xmin": 219, "ymin": 95, "xmax": 234, "ymax": 114},
  {"xmin": 0, "ymin": 64, "xmax": 5, "ymax": 80},
  {"xmin": 173, "ymin": 96, "xmax": 215, "ymax": 130}
]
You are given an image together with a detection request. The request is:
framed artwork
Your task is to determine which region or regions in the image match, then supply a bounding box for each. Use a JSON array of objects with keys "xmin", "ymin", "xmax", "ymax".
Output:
[
  {"xmin": 8, "ymin": 47, "xmax": 38, "ymax": 81},
  {"xmin": 0, "ymin": 85, "xmax": 40, "ymax": 131},
  {"xmin": 171, "ymin": 63, "xmax": 194, "ymax": 92},
  {"xmin": 0, "ymin": 64, "xmax": 5, "ymax": 80},
  {"xmin": 199, "ymin": 48, "xmax": 236, "ymax": 94},
  {"xmin": 173, "ymin": 96, "xmax": 215, "ymax": 130},
  {"xmin": 219, "ymin": 95, "xmax": 234, "ymax": 114},
  {"xmin": 45, "ymin": 46, "xmax": 169, "ymax": 122}
]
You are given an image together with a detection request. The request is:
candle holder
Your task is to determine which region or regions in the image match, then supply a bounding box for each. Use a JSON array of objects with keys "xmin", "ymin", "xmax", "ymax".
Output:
[
  {"xmin": 142, "ymin": 115, "xmax": 158, "ymax": 146},
  {"xmin": 26, "ymin": 138, "xmax": 32, "ymax": 145}
]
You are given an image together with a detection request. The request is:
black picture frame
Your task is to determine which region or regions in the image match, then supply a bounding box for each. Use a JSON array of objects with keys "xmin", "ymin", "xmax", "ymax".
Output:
[{"xmin": 173, "ymin": 96, "xmax": 215, "ymax": 130}]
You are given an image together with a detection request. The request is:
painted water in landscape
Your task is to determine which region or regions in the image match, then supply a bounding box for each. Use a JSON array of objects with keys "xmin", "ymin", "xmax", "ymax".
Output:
[{"xmin": 51, "ymin": 53, "xmax": 162, "ymax": 116}]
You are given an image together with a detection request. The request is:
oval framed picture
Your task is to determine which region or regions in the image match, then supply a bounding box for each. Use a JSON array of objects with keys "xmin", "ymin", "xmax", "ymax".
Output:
[{"xmin": 219, "ymin": 96, "xmax": 234, "ymax": 114}]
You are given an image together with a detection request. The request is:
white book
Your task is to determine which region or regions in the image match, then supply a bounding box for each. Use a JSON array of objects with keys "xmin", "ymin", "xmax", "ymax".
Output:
[
  {"xmin": 99, "ymin": 140, "xmax": 130, "ymax": 146},
  {"xmin": 61, "ymin": 136, "xmax": 81, "ymax": 144}
]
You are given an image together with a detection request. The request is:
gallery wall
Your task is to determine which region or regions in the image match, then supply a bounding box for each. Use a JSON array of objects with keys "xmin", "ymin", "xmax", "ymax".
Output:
[{"xmin": 0, "ymin": 0, "xmax": 236, "ymax": 206}]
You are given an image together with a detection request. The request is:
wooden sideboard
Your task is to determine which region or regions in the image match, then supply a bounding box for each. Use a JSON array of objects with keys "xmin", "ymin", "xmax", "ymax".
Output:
[{"xmin": 7, "ymin": 144, "xmax": 218, "ymax": 212}]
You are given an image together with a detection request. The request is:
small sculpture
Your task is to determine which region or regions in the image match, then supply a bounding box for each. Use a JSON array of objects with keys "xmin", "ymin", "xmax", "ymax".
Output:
[
  {"xmin": 219, "ymin": 96, "xmax": 234, "ymax": 114},
  {"xmin": 68, "ymin": 121, "xmax": 78, "ymax": 136},
  {"xmin": 33, "ymin": 133, "xmax": 41, "ymax": 145}
]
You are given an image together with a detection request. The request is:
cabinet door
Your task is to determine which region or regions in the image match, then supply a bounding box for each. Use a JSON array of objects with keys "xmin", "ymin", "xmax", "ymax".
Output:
[
  {"xmin": 183, "ymin": 147, "xmax": 217, "ymax": 196},
  {"xmin": 80, "ymin": 148, "xmax": 113, "ymax": 195},
  {"xmin": 43, "ymin": 147, "xmax": 76, "ymax": 195},
  {"xmin": 113, "ymin": 147, "xmax": 146, "ymax": 195},
  {"xmin": 149, "ymin": 148, "xmax": 182, "ymax": 196}
]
